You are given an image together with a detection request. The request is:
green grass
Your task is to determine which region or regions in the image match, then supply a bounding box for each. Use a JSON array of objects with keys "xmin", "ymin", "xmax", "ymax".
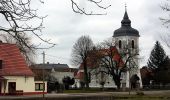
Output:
[{"xmin": 63, "ymin": 89, "xmax": 170, "ymax": 99}]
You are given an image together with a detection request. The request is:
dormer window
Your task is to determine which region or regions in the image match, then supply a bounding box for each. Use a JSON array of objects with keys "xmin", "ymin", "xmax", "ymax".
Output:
[
  {"xmin": 0, "ymin": 60, "xmax": 2, "ymax": 69},
  {"xmin": 119, "ymin": 40, "xmax": 122, "ymax": 49},
  {"xmin": 132, "ymin": 40, "xmax": 135, "ymax": 49}
]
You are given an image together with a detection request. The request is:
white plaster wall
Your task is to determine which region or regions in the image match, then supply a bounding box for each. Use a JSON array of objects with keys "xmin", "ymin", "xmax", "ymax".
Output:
[
  {"xmin": 4, "ymin": 76, "xmax": 35, "ymax": 93},
  {"xmin": 75, "ymin": 79, "xmax": 81, "ymax": 88},
  {"xmin": 113, "ymin": 35, "xmax": 142, "ymax": 88},
  {"xmin": 114, "ymin": 36, "xmax": 139, "ymax": 51},
  {"xmin": 89, "ymin": 69, "xmax": 117, "ymax": 88},
  {"xmin": 2, "ymin": 76, "xmax": 47, "ymax": 93},
  {"xmin": 51, "ymin": 71, "xmax": 74, "ymax": 83}
]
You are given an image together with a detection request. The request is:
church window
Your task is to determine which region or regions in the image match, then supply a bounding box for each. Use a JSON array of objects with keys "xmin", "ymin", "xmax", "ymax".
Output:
[
  {"xmin": 132, "ymin": 40, "xmax": 135, "ymax": 48},
  {"xmin": 0, "ymin": 60, "xmax": 2, "ymax": 69},
  {"xmin": 119, "ymin": 40, "xmax": 122, "ymax": 49}
]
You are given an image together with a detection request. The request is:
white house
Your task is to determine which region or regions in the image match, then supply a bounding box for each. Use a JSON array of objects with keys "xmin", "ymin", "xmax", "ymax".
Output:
[
  {"xmin": 0, "ymin": 42, "xmax": 47, "ymax": 95},
  {"xmin": 31, "ymin": 63, "xmax": 77, "ymax": 88}
]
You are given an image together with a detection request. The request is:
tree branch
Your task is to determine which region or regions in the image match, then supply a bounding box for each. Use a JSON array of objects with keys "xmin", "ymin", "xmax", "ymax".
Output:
[{"xmin": 71, "ymin": 0, "xmax": 111, "ymax": 15}]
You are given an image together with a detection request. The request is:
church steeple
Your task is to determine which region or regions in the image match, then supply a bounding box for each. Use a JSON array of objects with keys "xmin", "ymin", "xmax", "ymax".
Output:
[
  {"xmin": 121, "ymin": 5, "xmax": 131, "ymax": 27},
  {"xmin": 112, "ymin": 5, "xmax": 142, "ymax": 89},
  {"xmin": 113, "ymin": 5, "xmax": 139, "ymax": 37}
]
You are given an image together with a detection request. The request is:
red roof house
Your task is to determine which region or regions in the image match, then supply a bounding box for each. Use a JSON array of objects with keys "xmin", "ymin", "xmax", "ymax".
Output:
[{"xmin": 0, "ymin": 42, "xmax": 47, "ymax": 95}]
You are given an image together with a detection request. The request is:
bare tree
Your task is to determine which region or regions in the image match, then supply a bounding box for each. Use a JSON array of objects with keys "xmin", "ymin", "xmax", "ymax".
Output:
[
  {"xmin": 71, "ymin": 0, "xmax": 111, "ymax": 15},
  {"xmin": 0, "ymin": 0, "xmax": 55, "ymax": 51},
  {"xmin": 91, "ymin": 39, "xmax": 139, "ymax": 89},
  {"xmin": 98, "ymin": 71, "xmax": 106, "ymax": 90},
  {"xmin": 71, "ymin": 35, "xmax": 94, "ymax": 88},
  {"xmin": 160, "ymin": 1, "xmax": 170, "ymax": 48}
]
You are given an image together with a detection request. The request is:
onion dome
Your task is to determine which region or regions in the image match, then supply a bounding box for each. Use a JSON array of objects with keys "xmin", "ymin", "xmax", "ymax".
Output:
[{"xmin": 113, "ymin": 10, "xmax": 140, "ymax": 37}]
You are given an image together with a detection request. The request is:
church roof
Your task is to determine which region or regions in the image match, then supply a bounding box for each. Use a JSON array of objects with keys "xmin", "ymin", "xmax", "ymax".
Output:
[
  {"xmin": 75, "ymin": 46, "xmax": 124, "ymax": 79},
  {"xmin": 113, "ymin": 10, "xmax": 140, "ymax": 37},
  {"xmin": 0, "ymin": 43, "xmax": 34, "ymax": 76}
]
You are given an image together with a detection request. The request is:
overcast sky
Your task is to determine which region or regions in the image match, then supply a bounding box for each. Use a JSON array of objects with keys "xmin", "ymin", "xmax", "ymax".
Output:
[{"xmin": 31, "ymin": 0, "xmax": 170, "ymax": 68}]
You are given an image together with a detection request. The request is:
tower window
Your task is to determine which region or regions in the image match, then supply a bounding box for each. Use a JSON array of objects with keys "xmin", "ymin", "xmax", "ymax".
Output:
[
  {"xmin": 0, "ymin": 60, "xmax": 2, "ymax": 69},
  {"xmin": 119, "ymin": 40, "xmax": 122, "ymax": 49},
  {"xmin": 132, "ymin": 40, "xmax": 135, "ymax": 49}
]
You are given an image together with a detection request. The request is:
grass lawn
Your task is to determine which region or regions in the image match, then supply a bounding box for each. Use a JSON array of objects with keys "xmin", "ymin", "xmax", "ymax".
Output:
[{"xmin": 63, "ymin": 89, "xmax": 170, "ymax": 100}]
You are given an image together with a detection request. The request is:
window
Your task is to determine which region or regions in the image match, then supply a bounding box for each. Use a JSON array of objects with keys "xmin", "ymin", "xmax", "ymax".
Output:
[
  {"xmin": 132, "ymin": 40, "xmax": 135, "ymax": 49},
  {"xmin": 119, "ymin": 40, "xmax": 122, "ymax": 49},
  {"xmin": 0, "ymin": 60, "xmax": 2, "ymax": 69},
  {"xmin": 35, "ymin": 83, "xmax": 45, "ymax": 91}
]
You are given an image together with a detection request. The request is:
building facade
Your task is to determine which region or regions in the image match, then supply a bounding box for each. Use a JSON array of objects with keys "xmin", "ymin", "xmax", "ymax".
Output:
[
  {"xmin": 113, "ymin": 9, "xmax": 142, "ymax": 88},
  {"xmin": 0, "ymin": 43, "xmax": 47, "ymax": 95},
  {"xmin": 75, "ymin": 9, "xmax": 142, "ymax": 89}
]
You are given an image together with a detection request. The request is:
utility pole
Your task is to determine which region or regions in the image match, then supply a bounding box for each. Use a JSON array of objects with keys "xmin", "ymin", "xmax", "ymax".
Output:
[{"xmin": 42, "ymin": 51, "xmax": 45, "ymax": 98}]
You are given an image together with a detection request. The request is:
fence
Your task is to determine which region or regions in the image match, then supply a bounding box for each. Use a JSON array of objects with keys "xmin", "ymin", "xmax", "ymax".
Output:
[{"xmin": 143, "ymin": 84, "xmax": 170, "ymax": 90}]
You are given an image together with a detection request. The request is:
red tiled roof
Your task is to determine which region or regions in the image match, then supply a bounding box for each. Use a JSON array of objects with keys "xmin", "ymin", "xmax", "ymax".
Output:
[
  {"xmin": 79, "ymin": 46, "xmax": 124, "ymax": 70},
  {"xmin": 0, "ymin": 43, "xmax": 34, "ymax": 76},
  {"xmin": 75, "ymin": 71, "xmax": 84, "ymax": 79}
]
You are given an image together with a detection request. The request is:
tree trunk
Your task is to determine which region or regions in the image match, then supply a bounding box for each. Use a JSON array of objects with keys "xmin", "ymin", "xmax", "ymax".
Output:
[
  {"xmin": 113, "ymin": 75, "xmax": 121, "ymax": 89},
  {"xmin": 83, "ymin": 60, "xmax": 89, "ymax": 88}
]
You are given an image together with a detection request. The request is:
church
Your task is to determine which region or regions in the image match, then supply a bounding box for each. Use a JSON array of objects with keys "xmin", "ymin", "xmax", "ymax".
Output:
[
  {"xmin": 113, "ymin": 8, "xmax": 142, "ymax": 88},
  {"xmin": 75, "ymin": 8, "xmax": 142, "ymax": 89}
]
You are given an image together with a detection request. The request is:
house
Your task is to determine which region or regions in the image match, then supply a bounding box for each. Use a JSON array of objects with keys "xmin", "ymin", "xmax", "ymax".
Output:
[
  {"xmin": 0, "ymin": 42, "xmax": 47, "ymax": 95},
  {"xmin": 30, "ymin": 63, "xmax": 78, "ymax": 84},
  {"xmin": 140, "ymin": 66, "xmax": 153, "ymax": 88}
]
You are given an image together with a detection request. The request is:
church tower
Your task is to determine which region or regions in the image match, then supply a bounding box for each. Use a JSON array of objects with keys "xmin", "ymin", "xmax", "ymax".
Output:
[{"xmin": 113, "ymin": 7, "xmax": 142, "ymax": 88}]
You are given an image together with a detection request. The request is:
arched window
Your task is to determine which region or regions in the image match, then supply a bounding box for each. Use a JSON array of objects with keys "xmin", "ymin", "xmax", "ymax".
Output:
[
  {"xmin": 132, "ymin": 40, "xmax": 135, "ymax": 49},
  {"xmin": 119, "ymin": 40, "xmax": 122, "ymax": 49},
  {"xmin": 0, "ymin": 60, "xmax": 2, "ymax": 69}
]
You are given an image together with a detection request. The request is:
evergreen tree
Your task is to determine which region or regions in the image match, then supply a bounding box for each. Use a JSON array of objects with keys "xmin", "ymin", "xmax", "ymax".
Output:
[
  {"xmin": 147, "ymin": 41, "xmax": 170, "ymax": 84},
  {"xmin": 154, "ymin": 57, "xmax": 170, "ymax": 84},
  {"xmin": 147, "ymin": 41, "xmax": 167, "ymax": 71}
]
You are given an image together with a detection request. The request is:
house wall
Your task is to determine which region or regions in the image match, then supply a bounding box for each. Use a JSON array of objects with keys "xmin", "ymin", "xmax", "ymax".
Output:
[
  {"xmin": 75, "ymin": 74, "xmax": 117, "ymax": 88},
  {"xmin": 89, "ymin": 74, "xmax": 117, "ymax": 88},
  {"xmin": 75, "ymin": 68, "xmax": 118, "ymax": 88},
  {"xmin": 51, "ymin": 71, "xmax": 74, "ymax": 83},
  {"xmin": 75, "ymin": 79, "xmax": 81, "ymax": 88},
  {"xmin": 1, "ymin": 76, "xmax": 47, "ymax": 94}
]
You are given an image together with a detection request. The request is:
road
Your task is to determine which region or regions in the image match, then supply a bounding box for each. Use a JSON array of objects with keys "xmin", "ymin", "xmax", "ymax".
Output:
[{"xmin": 0, "ymin": 90, "xmax": 170, "ymax": 100}]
